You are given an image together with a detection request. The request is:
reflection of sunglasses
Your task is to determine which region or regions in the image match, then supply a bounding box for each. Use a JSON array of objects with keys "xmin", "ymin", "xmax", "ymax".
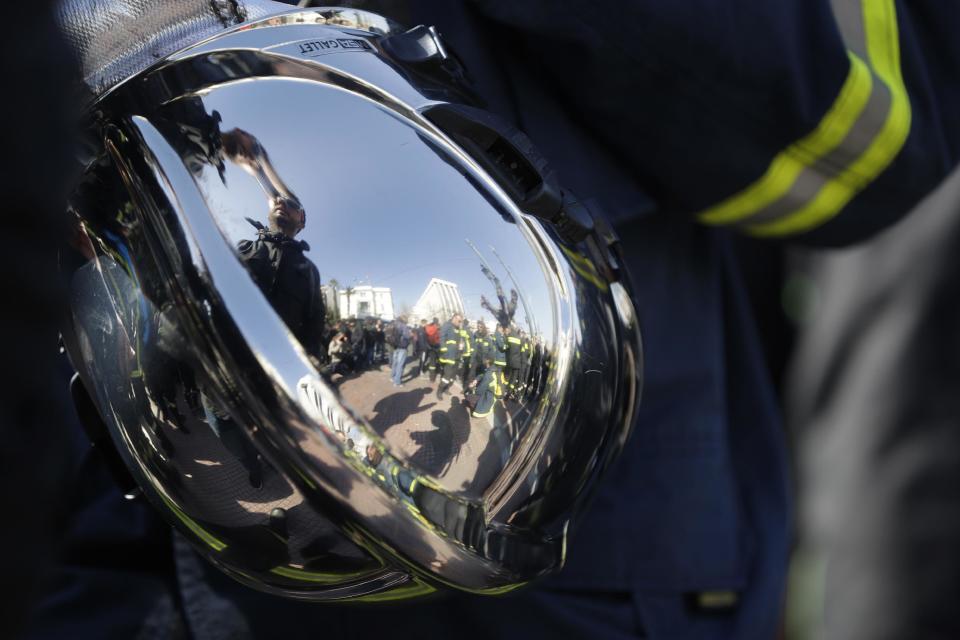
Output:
[{"xmin": 273, "ymin": 199, "xmax": 305, "ymax": 222}]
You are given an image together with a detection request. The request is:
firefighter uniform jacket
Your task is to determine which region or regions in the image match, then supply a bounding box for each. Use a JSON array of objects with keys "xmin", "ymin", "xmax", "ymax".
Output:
[
  {"xmin": 37, "ymin": 2, "xmax": 960, "ymax": 640},
  {"xmin": 490, "ymin": 331, "xmax": 507, "ymax": 367},
  {"xmin": 458, "ymin": 327, "xmax": 473, "ymax": 361},
  {"xmin": 471, "ymin": 367, "xmax": 501, "ymax": 418},
  {"xmin": 471, "ymin": 330, "xmax": 490, "ymax": 365},
  {"xmin": 505, "ymin": 334, "xmax": 523, "ymax": 369},
  {"xmin": 437, "ymin": 321, "xmax": 462, "ymax": 364}
]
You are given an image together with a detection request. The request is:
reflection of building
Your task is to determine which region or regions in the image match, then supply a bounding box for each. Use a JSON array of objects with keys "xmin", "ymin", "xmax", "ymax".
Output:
[
  {"xmin": 411, "ymin": 278, "xmax": 465, "ymax": 323},
  {"xmin": 339, "ymin": 285, "xmax": 394, "ymax": 320}
]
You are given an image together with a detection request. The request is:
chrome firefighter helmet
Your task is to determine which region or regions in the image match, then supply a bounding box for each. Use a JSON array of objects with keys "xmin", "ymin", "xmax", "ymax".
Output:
[{"xmin": 60, "ymin": 1, "xmax": 642, "ymax": 601}]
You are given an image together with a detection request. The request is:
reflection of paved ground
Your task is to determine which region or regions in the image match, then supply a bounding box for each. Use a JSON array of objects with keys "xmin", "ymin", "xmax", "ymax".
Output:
[
  {"xmin": 143, "ymin": 388, "xmax": 369, "ymax": 572},
  {"xmin": 135, "ymin": 355, "xmax": 532, "ymax": 577},
  {"xmin": 336, "ymin": 360, "xmax": 523, "ymax": 499}
]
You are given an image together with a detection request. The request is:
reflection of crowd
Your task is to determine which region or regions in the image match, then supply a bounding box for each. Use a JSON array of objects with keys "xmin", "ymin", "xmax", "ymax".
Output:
[
  {"xmin": 321, "ymin": 316, "xmax": 423, "ymax": 382},
  {"xmin": 425, "ymin": 313, "xmax": 550, "ymax": 419},
  {"xmin": 323, "ymin": 318, "xmax": 381, "ymax": 377}
]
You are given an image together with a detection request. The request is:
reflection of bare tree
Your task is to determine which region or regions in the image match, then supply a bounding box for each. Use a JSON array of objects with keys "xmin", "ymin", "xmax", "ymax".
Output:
[
  {"xmin": 467, "ymin": 239, "xmax": 518, "ymax": 328},
  {"xmin": 344, "ymin": 286, "xmax": 355, "ymax": 318},
  {"xmin": 479, "ymin": 264, "xmax": 518, "ymax": 328},
  {"xmin": 327, "ymin": 278, "xmax": 341, "ymax": 322}
]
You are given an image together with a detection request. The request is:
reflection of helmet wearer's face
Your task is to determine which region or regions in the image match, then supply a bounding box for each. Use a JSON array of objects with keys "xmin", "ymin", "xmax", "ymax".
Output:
[{"xmin": 61, "ymin": 4, "xmax": 641, "ymax": 604}]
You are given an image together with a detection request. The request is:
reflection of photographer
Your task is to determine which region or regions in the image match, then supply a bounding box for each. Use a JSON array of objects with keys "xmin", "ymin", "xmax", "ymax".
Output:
[
  {"xmin": 220, "ymin": 126, "xmax": 325, "ymax": 363},
  {"xmin": 237, "ymin": 197, "xmax": 324, "ymax": 361}
]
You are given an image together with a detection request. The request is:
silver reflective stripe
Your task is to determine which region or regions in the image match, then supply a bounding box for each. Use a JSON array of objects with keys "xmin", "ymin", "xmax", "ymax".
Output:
[
  {"xmin": 739, "ymin": 73, "xmax": 892, "ymax": 228},
  {"xmin": 697, "ymin": 0, "xmax": 911, "ymax": 237},
  {"xmin": 831, "ymin": 0, "xmax": 868, "ymax": 59}
]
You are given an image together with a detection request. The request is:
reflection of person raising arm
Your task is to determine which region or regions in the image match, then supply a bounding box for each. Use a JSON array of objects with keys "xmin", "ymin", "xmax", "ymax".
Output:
[
  {"xmin": 221, "ymin": 127, "xmax": 296, "ymax": 204},
  {"xmin": 224, "ymin": 128, "xmax": 325, "ymax": 364},
  {"xmin": 222, "ymin": 127, "xmax": 306, "ymax": 240}
]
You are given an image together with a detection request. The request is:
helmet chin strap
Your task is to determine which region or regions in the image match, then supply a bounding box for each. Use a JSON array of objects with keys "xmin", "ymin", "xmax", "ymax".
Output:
[{"xmin": 56, "ymin": 0, "xmax": 288, "ymax": 97}]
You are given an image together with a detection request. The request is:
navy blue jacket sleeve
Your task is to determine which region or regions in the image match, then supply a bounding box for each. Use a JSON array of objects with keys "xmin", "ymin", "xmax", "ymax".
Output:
[{"xmin": 468, "ymin": 0, "xmax": 960, "ymax": 246}]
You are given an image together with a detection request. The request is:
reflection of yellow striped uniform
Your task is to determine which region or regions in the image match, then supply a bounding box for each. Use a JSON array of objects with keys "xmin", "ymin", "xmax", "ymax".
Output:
[
  {"xmin": 472, "ymin": 368, "xmax": 501, "ymax": 418},
  {"xmin": 459, "ymin": 328, "xmax": 473, "ymax": 360},
  {"xmin": 438, "ymin": 321, "xmax": 461, "ymax": 365},
  {"xmin": 697, "ymin": 0, "xmax": 911, "ymax": 238},
  {"xmin": 492, "ymin": 332, "xmax": 507, "ymax": 367}
]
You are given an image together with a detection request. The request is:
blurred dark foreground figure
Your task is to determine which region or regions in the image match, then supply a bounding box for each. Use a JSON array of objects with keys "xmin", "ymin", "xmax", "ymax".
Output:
[
  {"xmin": 0, "ymin": 3, "xmax": 78, "ymax": 638},
  {"xmin": 19, "ymin": 1, "xmax": 960, "ymax": 640},
  {"xmin": 790, "ymin": 168, "xmax": 960, "ymax": 640}
]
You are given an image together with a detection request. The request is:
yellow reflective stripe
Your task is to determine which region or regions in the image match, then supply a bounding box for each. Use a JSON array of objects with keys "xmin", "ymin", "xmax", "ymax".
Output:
[
  {"xmin": 158, "ymin": 492, "xmax": 227, "ymax": 552},
  {"xmin": 270, "ymin": 565, "xmax": 369, "ymax": 584},
  {"xmin": 747, "ymin": 0, "xmax": 910, "ymax": 236},
  {"xmin": 698, "ymin": 52, "xmax": 873, "ymax": 226},
  {"xmin": 560, "ymin": 246, "xmax": 609, "ymax": 292}
]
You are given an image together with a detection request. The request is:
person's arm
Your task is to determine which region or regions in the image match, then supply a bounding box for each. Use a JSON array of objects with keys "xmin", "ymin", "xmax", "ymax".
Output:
[
  {"xmin": 221, "ymin": 127, "xmax": 297, "ymax": 202},
  {"xmin": 468, "ymin": 0, "xmax": 959, "ymax": 246}
]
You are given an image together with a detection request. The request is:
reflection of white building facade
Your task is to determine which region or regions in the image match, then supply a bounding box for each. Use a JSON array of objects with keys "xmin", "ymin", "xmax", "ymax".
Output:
[
  {"xmin": 339, "ymin": 286, "xmax": 394, "ymax": 320},
  {"xmin": 411, "ymin": 278, "xmax": 465, "ymax": 323}
]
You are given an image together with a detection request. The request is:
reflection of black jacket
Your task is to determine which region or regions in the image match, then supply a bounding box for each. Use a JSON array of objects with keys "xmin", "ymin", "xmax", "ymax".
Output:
[
  {"xmin": 237, "ymin": 229, "xmax": 324, "ymax": 359},
  {"xmin": 438, "ymin": 321, "xmax": 461, "ymax": 364},
  {"xmin": 505, "ymin": 334, "xmax": 523, "ymax": 369}
]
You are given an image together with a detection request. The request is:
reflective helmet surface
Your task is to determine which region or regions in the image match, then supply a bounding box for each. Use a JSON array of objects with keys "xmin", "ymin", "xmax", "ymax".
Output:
[{"xmin": 62, "ymin": 7, "xmax": 642, "ymax": 601}]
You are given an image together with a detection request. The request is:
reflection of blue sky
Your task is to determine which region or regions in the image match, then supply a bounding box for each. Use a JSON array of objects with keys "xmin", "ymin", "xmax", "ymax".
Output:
[{"xmin": 192, "ymin": 79, "xmax": 554, "ymax": 341}]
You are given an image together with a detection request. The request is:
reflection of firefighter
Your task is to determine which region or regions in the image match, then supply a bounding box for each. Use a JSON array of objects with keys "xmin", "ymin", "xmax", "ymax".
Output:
[
  {"xmin": 470, "ymin": 321, "xmax": 490, "ymax": 383},
  {"xmin": 518, "ymin": 332, "xmax": 531, "ymax": 397},
  {"xmin": 436, "ymin": 313, "xmax": 463, "ymax": 400},
  {"xmin": 491, "ymin": 324, "xmax": 508, "ymax": 399},
  {"xmin": 424, "ymin": 318, "xmax": 440, "ymax": 381},
  {"xmin": 459, "ymin": 321, "xmax": 474, "ymax": 389},
  {"xmin": 469, "ymin": 355, "xmax": 501, "ymax": 418},
  {"xmin": 505, "ymin": 326, "xmax": 523, "ymax": 400},
  {"xmin": 531, "ymin": 338, "xmax": 545, "ymax": 397}
]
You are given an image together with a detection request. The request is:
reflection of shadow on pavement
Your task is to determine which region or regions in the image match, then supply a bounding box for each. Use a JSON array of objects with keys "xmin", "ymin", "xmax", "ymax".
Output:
[
  {"xmin": 368, "ymin": 387, "xmax": 435, "ymax": 436},
  {"xmin": 409, "ymin": 398, "xmax": 472, "ymax": 477},
  {"xmin": 154, "ymin": 388, "xmax": 374, "ymax": 573},
  {"xmin": 462, "ymin": 402, "xmax": 512, "ymax": 495},
  {"xmin": 409, "ymin": 410, "xmax": 452, "ymax": 476},
  {"xmin": 162, "ymin": 398, "xmax": 292, "ymax": 503},
  {"xmin": 337, "ymin": 366, "xmax": 524, "ymax": 499}
]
